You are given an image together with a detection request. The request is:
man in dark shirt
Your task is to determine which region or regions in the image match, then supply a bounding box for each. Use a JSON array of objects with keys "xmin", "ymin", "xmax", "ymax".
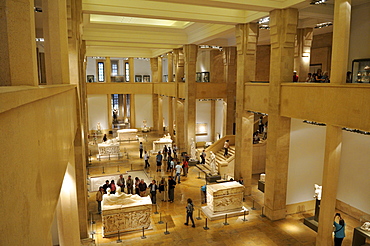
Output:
[
  {"xmin": 138, "ymin": 179, "xmax": 147, "ymax": 197},
  {"xmin": 168, "ymin": 176, "xmax": 176, "ymax": 202}
]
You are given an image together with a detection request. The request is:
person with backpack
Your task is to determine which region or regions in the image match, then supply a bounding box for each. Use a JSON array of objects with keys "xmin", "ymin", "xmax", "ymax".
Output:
[
  {"xmin": 333, "ymin": 213, "xmax": 346, "ymax": 246},
  {"xmin": 184, "ymin": 198, "xmax": 195, "ymax": 227}
]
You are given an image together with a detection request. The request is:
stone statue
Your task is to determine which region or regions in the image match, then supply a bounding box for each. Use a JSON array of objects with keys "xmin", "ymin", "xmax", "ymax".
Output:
[
  {"xmin": 313, "ymin": 184, "xmax": 322, "ymax": 200},
  {"xmin": 112, "ymin": 110, "xmax": 118, "ymax": 124},
  {"xmin": 209, "ymin": 151, "xmax": 216, "ymax": 175},
  {"xmin": 97, "ymin": 122, "xmax": 101, "ymax": 131},
  {"xmin": 361, "ymin": 222, "xmax": 370, "ymax": 231}
]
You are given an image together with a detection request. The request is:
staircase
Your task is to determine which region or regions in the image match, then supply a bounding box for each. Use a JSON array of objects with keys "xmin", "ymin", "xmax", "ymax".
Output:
[{"xmin": 196, "ymin": 135, "xmax": 235, "ymax": 178}]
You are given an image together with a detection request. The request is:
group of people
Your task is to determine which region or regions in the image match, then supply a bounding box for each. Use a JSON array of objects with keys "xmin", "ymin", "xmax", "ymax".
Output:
[{"xmin": 292, "ymin": 69, "xmax": 330, "ymax": 83}]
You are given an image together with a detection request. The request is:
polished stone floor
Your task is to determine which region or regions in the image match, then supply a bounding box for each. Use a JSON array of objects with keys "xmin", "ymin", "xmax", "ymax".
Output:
[{"xmin": 86, "ymin": 131, "xmax": 363, "ymax": 246}]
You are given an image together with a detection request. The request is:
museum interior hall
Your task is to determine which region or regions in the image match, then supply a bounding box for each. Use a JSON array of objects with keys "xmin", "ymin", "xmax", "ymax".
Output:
[{"xmin": 1, "ymin": 0, "xmax": 370, "ymax": 245}]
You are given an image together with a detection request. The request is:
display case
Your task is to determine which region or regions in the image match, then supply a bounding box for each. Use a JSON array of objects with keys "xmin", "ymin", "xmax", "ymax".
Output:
[{"xmin": 352, "ymin": 59, "xmax": 370, "ymax": 83}]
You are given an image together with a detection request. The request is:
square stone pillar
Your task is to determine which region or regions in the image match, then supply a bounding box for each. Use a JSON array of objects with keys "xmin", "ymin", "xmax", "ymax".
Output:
[
  {"xmin": 42, "ymin": 0, "xmax": 70, "ymax": 84},
  {"xmin": 150, "ymin": 58, "xmax": 159, "ymax": 83},
  {"xmin": 130, "ymin": 94, "xmax": 136, "ymax": 128},
  {"xmin": 183, "ymin": 44, "xmax": 198, "ymax": 153},
  {"xmin": 316, "ymin": 125, "xmax": 342, "ymax": 246},
  {"xmin": 168, "ymin": 97, "xmax": 174, "ymax": 138},
  {"xmin": 158, "ymin": 95, "xmax": 164, "ymax": 135},
  {"xmin": 173, "ymin": 48, "xmax": 184, "ymax": 82},
  {"xmin": 294, "ymin": 28, "xmax": 313, "ymax": 82},
  {"xmin": 264, "ymin": 8, "xmax": 298, "ymax": 221},
  {"xmin": 330, "ymin": 0, "xmax": 352, "ymax": 84},
  {"xmin": 152, "ymin": 94, "xmax": 159, "ymax": 131},
  {"xmin": 175, "ymin": 99, "xmax": 185, "ymax": 153},
  {"xmin": 211, "ymin": 100, "xmax": 216, "ymax": 141},
  {"xmin": 129, "ymin": 58, "xmax": 135, "ymax": 83},
  {"xmin": 223, "ymin": 47, "xmax": 237, "ymax": 135},
  {"xmin": 0, "ymin": 0, "xmax": 38, "ymax": 86},
  {"xmin": 167, "ymin": 53, "xmax": 174, "ymax": 82},
  {"xmin": 158, "ymin": 57, "xmax": 163, "ymax": 82},
  {"xmin": 105, "ymin": 57, "xmax": 111, "ymax": 83},
  {"xmin": 235, "ymin": 23, "xmax": 258, "ymax": 195}
]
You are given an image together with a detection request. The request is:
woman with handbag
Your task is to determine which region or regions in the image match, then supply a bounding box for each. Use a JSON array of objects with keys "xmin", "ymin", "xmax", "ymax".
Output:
[{"xmin": 333, "ymin": 213, "xmax": 345, "ymax": 246}]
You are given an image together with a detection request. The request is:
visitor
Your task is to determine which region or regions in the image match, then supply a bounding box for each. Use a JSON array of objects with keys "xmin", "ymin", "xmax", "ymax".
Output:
[
  {"xmin": 238, "ymin": 177, "xmax": 244, "ymax": 185},
  {"xmin": 183, "ymin": 158, "xmax": 189, "ymax": 177},
  {"xmin": 159, "ymin": 177, "xmax": 167, "ymax": 202},
  {"xmin": 166, "ymin": 155, "xmax": 172, "ymax": 172},
  {"xmin": 102, "ymin": 134, "xmax": 107, "ymax": 142},
  {"xmin": 334, "ymin": 213, "xmax": 346, "ymax": 246},
  {"xmin": 224, "ymin": 139, "xmax": 230, "ymax": 157},
  {"xmin": 314, "ymin": 69, "xmax": 324, "ymax": 82},
  {"xmin": 102, "ymin": 180, "xmax": 110, "ymax": 194},
  {"xmin": 184, "ymin": 198, "xmax": 195, "ymax": 227},
  {"xmin": 168, "ymin": 146, "xmax": 172, "ymax": 158},
  {"xmin": 96, "ymin": 186, "xmax": 104, "ymax": 214},
  {"xmin": 148, "ymin": 180, "xmax": 158, "ymax": 204},
  {"xmin": 175, "ymin": 162, "xmax": 182, "ymax": 183},
  {"xmin": 156, "ymin": 151, "xmax": 163, "ymax": 172},
  {"xmin": 116, "ymin": 174, "xmax": 125, "ymax": 192},
  {"xmin": 169, "ymin": 158, "xmax": 175, "ymax": 176},
  {"xmin": 126, "ymin": 175, "xmax": 134, "ymax": 194},
  {"xmin": 258, "ymin": 116, "xmax": 264, "ymax": 133},
  {"xmin": 200, "ymin": 150, "xmax": 206, "ymax": 164},
  {"xmin": 173, "ymin": 144, "xmax": 178, "ymax": 158},
  {"xmin": 168, "ymin": 176, "xmax": 176, "ymax": 202},
  {"xmin": 135, "ymin": 177, "xmax": 140, "ymax": 195},
  {"xmin": 322, "ymin": 71, "xmax": 330, "ymax": 83},
  {"xmin": 262, "ymin": 122, "xmax": 268, "ymax": 140},
  {"xmin": 163, "ymin": 145, "xmax": 168, "ymax": 161},
  {"xmin": 138, "ymin": 179, "xmax": 147, "ymax": 197},
  {"xmin": 293, "ymin": 71, "xmax": 299, "ymax": 82},
  {"xmin": 144, "ymin": 151, "xmax": 150, "ymax": 168},
  {"xmin": 346, "ymin": 71, "xmax": 352, "ymax": 83},
  {"xmin": 139, "ymin": 142, "xmax": 143, "ymax": 158},
  {"xmin": 306, "ymin": 73, "xmax": 313, "ymax": 82},
  {"xmin": 201, "ymin": 185, "xmax": 207, "ymax": 204},
  {"xmin": 109, "ymin": 180, "xmax": 116, "ymax": 194}
]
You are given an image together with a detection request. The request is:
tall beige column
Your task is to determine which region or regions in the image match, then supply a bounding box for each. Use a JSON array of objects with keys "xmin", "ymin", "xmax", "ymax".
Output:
[
  {"xmin": 264, "ymin": 8, "xmax": 298, "ymax": 221},
  {"xmin": 183, "ymin": 44, "xmax": 198, "ymax": 153},
  {"xmin": 167, "ymin": 53, "xmax": 174, "ymax": 82},
  {"xmin": 294, "ymin": 28, "xmax": 313, "ymax": 82},
  {"xmin": 129, "ymin": 58, "xmax": 135, "ymax": 83},
  {"xmin": 152, "ymin": 94, "xmax": 159, "ymax": 131},
  {"xmin": 42, "ymin": 0, "xmax": 70, "ymax": 84},
  {"xmin": 173, "ymin": 48, "xmax": 184, "ymax": 82},
  {"xmin": 105, "ymin": 57, "xmax": 111, "ymax": 83},
  {"xmin": 158, "ymin": 57, "xmax": 163, "ymax": 82},
  {"xmin": 330, "ymin": 0, "xmax": 351, "ymax": 84},
  {"xmin": 168, "ymin": 97, "xmax": 174, "ymax": 138},
  {"xmin": 235, "ymin": 23, "xmax": 258, "ymax": 195},
  {"xmin": 151, "ymin": 58, "xmax": 159, "ymax": 83},
  {"xmin": 316, "ymin": 125, "xmax": 342, "ymax": 246},
  {"xmin": 0, "ymin": 0, "xmax": 38, "ymax": 86},
  {"xmin": 158, "ymin": 95, "xmax": 164, "ymax": 135},
  {"xmin": 211, "ymin": 100, "xmax": 216, "ymax": 141},
  {"xmin": 130, "ymin": 94, "xmax": 136, "ymax": 128},
  {"xmin": 223, "ymin": 47, "xmax": 237, "ymax": 135},
  {"xmin": 175, "ymin": 99, "xmax": 185, "ymax": 153}
]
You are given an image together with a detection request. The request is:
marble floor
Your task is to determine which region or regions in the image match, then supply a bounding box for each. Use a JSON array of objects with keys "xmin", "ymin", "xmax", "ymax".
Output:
[{"xmin": 86, "ymin": 131, "xmax": 364, "ymax": 246}]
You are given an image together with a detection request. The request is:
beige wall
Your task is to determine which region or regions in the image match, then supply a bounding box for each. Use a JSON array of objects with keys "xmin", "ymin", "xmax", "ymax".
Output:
[{"xmin": 0, "ymin": 86, "xmax": 80, "ymax": 245}]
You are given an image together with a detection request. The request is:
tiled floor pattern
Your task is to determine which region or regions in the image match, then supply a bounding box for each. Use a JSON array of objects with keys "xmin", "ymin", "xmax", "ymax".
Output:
[{"xmin": 87, "ymin": 132, "xmax": 362, "ymax": 245}]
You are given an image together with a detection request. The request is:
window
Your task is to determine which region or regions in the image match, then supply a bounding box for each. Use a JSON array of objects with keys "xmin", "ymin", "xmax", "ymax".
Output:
[
  {"xmin": 111, "ymin": 94, "xmax": 119, "ymax": 113},
  {"xmin": 125, "ymin": 62, "xmax": 130, "ymax": 82},
  {"xmin": 111, "ymin": 60, "xmax": 118, "ymax": 76},
  {"xmin": 98, "ymin": 62, "xmax": 105, "ymax": 82}
]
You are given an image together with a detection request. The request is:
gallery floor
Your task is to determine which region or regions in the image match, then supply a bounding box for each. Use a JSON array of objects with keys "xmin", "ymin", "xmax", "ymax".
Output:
[{"xmin": 86, "ymin": 131, "xmax": 362, "ymax": 246}]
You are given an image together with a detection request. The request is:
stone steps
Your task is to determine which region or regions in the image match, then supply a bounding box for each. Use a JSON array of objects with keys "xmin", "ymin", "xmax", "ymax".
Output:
[{"xmin": 196, "ymin": 145, "xmax": 235, "ymax": 175}]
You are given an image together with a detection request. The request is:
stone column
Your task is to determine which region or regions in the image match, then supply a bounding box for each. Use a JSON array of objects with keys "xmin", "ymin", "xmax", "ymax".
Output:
[
  {"xmin": 151, "ymin": 58, "xmax": 159, "ymax": 83},
  {"xmin": 0, "ymin": 0, "xmax": 38, "ymax": 86},
  {"xmin": 183, "ymin": 44, "xmax": 198, "ymax": 153},
  {"xmin": 210, "ymin": 50, "xmax": 224, "ymax": 83},
  {"xmin": 223, "ymin": 47, "xmax": 237, "ymax": 135},
  {"xmin": 175, "ymin": 99, "xmax": 185, "ymax": 153},
  {"xmin": 158, "ymin": 95, "xmax": 164, "ymax": 135},
  {"xmin": 105, "ymin": 57, "xmax": 111, "ymax": 83},
  {"xmin": 168, "ymin": 97, "xmax": 174, "ymax": 138},
  {"xmin": 211, "ymin": 100, "xmax": 216, "ymax": 141},
  {"xmin": 316, "ymin": 125, "xmax": 342, "ymax": 246},
  {"xmin": 158, "ymin": 57, "xmax": 163, "ymax": 82},
  {"xmin": 294, "ymin": 28, "xmax": 313, "ymax": 82},
  {"xmin": 167, "ymin": 53, "xmax": 174, "ymax": 82},
  {"xmin": 330, "ymin": 0, "xmax": 351, "ymax": 84},
  {"xmin": 264, "ymin": 8, "xmax": 298, "ymax": 221},
  {"xmin": 42, "ymin": 0, "xmax": 70, "ymax": 84},
  {"xmin": 173, "ymin": 48, "xmax": 184, "ymax": 82},
  {"xmin": 235, "ymin": 23, "xmax": 258, "ymax": 195},
  {"xmin": 130, "ymin": 94, "xmax": 136, "ymax": 128},
  {"xmin": 152, "ymin": 94, "xmax": 159, "ymax": 131},
  {"xmin": 129, "ymin": 58, "xmax": 135, "ymax": 83}
]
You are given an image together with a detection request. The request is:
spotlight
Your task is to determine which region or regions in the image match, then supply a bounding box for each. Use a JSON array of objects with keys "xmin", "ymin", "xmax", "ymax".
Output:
[
  {"xmin": 314, "ymin": 22, "xmax": 333, "ymax": 29},
  {"xmin": 310, "ymin": 0, "xmax": 327, "ymax": 5},
  {"xmin": 259, "ymin": 25, "xmax": 270, "ymax": 30},
  {"xmin": 34, "ymin": 7, "xmax": 42, "ymax": 12},
  {"xmin": 258, "ymin": 17, "xmax": 269, "ymax": 24}
]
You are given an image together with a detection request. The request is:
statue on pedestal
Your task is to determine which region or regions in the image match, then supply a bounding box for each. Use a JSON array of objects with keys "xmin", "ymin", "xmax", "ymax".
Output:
[
  {"xmin": 97, "ymin": 122, "xmax": 102, "ymax": 134},
  {"xmin": 190, "ymin": 138, "xmax": 198, "ymax": 161},
  {"xmin": 112, "ymin": 109, "xmax": 118, "ymax": 124},
  {"xmin": 209, "ymin": 151, "xmax": 216, "ymax": 175}
]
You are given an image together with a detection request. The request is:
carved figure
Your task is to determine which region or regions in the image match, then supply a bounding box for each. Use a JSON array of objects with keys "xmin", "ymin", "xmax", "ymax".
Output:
[
  {"xmin": 209, "ymin": 151, "xmax": 217, "ymax": 175},
  {"xmin": 313, "ymin": 184, "xmax": 322, "ymax": 200},
  {"xmin": 190, "ymin": 138, "xmax": 198, "ymax": 161},
  {"xmin": 361, "ymin": 222, "xmax": 370, "ymax": 231}
]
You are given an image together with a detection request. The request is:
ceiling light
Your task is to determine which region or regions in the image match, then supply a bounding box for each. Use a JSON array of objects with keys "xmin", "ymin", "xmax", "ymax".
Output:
[
  {"xmin": 315, "ymin": 22, "xmax": 333, "ymax": 29},
  {"xmin": 259, "ymin": 25, "xmax": 270, "ymax": 30},
  {"xmin": 310, "ymin": 0, "xmax": 327, "ymax": 5},
  {"xmin": 258, "ymin": 17, "xmax": 269, "ymax": 24},
  {"xmin": 34, "ymin": 7, "xmax": 42, "ymax": 12}
]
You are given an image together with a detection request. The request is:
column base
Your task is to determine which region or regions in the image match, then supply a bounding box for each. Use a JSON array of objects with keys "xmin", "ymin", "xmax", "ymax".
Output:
[{"xmin": 264, "ymin": 206, "xmax": 286, "ymax": 221}]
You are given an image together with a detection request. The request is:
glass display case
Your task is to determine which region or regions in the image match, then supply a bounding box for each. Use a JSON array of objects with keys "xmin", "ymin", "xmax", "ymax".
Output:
[{"xmin": 352, "ymin": 58, "xmax": 370, "ymax": 83}]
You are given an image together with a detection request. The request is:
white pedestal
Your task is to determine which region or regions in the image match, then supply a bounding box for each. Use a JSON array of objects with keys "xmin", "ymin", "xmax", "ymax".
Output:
[
  {"xmin": 97, "ymin": 142, "xmax": 121, "ymax": 158},
  {"xmin": 117, "ymin": 129, "xmax": 138, "ymax": 142},
  {"xmin": 152, "ymin": 138, "xmax": 172, "ymax": 153},
  {"xmin": 201, "ymin": 181, "xmax": 248, "ymax": 220},
  {"xmin": 102, "ymin": 193, "xmax": 152, "ymax": 237}
]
